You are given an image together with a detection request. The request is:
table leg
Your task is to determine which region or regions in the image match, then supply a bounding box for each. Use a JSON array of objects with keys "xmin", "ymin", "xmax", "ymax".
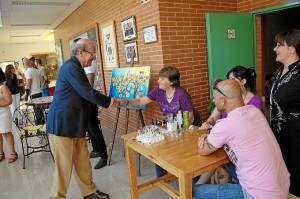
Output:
[
  {"xmin": 125, "ymin": 142, "xmax": 139, "ymax": 199},
  {"xmin": 178, "ymin": 173, "xmax": 192, "ymax": 199}
]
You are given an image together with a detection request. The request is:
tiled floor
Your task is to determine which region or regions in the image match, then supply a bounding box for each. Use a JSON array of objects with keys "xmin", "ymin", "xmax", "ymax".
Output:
[{"xmin": 0, "ymin": 124, "xmax": 173, "ymax": 199}]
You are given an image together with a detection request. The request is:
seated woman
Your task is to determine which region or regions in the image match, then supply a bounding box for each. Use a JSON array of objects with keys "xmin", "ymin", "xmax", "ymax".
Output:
[
  {"xmin": 196, "ymin": 65, "xmax": 263, "ymax": 184},
  {"xmin": 125, "ymin": 66, "xmax": 194, "ymax": 177}
]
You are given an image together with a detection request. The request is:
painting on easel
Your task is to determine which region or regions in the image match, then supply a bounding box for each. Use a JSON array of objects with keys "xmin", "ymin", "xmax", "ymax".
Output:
[{"xmin": 109, "ymin": 66, "xmax": 150, "ymax": 110}]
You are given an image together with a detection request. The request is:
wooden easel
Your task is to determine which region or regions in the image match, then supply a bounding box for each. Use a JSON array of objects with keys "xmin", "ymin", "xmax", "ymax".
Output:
[
  {"xmin": 107, "ymin": 108, "xmax": 145, "ymax": 173},
  {"xmin": 107, "ymin": 48, "xmax": 146, "ymax": 176}
]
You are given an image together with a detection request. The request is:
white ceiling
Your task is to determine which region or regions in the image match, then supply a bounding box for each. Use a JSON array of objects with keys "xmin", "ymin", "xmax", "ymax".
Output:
[{"xmin": 0, "ymin": 0, "xmax": 86, "ymax": 45}]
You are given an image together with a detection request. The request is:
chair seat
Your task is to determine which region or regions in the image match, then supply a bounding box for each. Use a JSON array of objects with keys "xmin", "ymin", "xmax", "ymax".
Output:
[{"xmin": 21, "ymin": 125, "xmax": 45, "ymax": 136}]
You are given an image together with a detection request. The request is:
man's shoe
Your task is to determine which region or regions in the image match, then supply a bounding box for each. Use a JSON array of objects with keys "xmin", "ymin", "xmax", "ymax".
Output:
[
  {"xmin": 94, "ymin": 159, "xmax": 107, "ymax": 169},
  {"xmin": 83, "ymin": 190, "xmax": 109, "ymax": 199},
  {"xmin": 90, "ymin": 151, "xmax": 101, "ymax": 158}
]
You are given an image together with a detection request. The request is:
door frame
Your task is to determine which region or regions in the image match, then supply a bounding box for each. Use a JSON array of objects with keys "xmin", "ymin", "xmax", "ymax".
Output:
[{"xmin": 251, "ymin": 2, "xmax": 300, "ymax": 96}]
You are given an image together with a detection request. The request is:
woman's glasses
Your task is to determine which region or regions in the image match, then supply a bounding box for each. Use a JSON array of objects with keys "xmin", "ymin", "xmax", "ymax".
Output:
[{"xmin": 213, "ymin": 79, "xmax": 228, "ymax": 99}]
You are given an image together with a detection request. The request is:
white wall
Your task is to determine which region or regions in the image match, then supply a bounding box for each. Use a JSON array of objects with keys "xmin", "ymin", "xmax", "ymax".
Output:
[{"xmin": 0, "ymin": 42, "xmax": 55, "ymax": 63}]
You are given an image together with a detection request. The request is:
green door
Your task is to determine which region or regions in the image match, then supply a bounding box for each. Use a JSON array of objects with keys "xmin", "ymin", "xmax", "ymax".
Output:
[{"xmin": 206, "ymin": 13, "xmax": 254, "ymax": 87}]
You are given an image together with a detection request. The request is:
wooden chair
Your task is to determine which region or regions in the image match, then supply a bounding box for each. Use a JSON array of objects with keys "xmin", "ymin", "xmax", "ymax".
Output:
[{"xmin": 13, "ymin": 105, "xmax": 54, "ymax": 169}]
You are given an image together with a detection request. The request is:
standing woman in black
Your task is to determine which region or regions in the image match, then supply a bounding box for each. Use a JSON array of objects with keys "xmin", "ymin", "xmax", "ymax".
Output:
[
  {"xmin": 5, "ymin": 64, "xmax": 20, "ymax": 121},
  {"xmin": 270, "ymin": 29, "xmax": 300, "ymax": 197}
]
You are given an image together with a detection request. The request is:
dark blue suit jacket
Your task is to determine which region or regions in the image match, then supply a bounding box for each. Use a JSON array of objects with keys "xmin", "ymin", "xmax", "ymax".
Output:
[{"xmin": 46, "ymin": 56, "xmax": 111, "ymax": 138}]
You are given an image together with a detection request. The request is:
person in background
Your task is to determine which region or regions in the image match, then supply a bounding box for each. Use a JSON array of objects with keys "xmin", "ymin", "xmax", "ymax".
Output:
[
  {"xmin": 270, "ymin": 29, "xmax": 300, "ymax": 197},
  {"xmin": 14, "ymin": 61, "xmax": 25, "ymax": 99},
  {"xmin": 5, "ymin": 64, "xmax": 20, "ymax": 121},
  {"xmin": 122, "ymin": 66, "xmax": 194, "ymax": 178},
  {"xmin": 197, "ymin": 65, "xmax": 263, "ymax": 185},
  {"xmin": 201, "ymin": 66, "xmax": 262, "ymax": 129},
  {"xmin": 71, "ymin": 38, "xmax": 109, "ymax": 169},
  {"xmin": 29, "ymin": 57, "xmax": 37, "ymax": 69},
  {"xmin": 35, "ymin": 59, "xmax": 50, "ymax": 96},
  {"xmin": 46, "ymin": 38, "xmax": 119, "ymax": 199},
  {"xmin": 23, "ymin": 57, "xmax": 42, "ymax": 100},
  {"xmin": 0, "ymin": 68, "xmax": 18, "ymax": 164},
  {"xmin": 70, "ymin": 37, "xmax": 109, "ymax": 170},
  {"xmin": 194, "ymin": 79, "xmax": 290, "ymax": 199}
]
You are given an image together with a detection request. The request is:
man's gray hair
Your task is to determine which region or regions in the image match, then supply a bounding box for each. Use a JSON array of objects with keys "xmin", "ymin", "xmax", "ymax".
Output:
[{"xmin": 71, "ymin": 40, "xmax": 86, "ymax": 55}]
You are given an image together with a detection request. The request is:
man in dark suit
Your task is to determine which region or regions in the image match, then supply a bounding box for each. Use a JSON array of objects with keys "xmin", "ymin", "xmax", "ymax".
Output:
[{"xmin": 46, "ymin": 38, "xmax": 117, "ymax": 199}]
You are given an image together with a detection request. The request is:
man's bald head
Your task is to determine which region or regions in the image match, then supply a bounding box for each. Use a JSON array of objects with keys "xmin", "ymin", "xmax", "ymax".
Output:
[
  {"xmin": 216, "ymin": 79, "xmax": 243, "ymax": 101},
  {"xmin": 213, "ymin": 79, "xmax": 244, "ymax": 113}
]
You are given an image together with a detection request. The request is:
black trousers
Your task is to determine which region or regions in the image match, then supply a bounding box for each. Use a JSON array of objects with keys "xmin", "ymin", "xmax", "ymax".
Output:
[
  {"xmin": 31, "ymin": 92, "xmax": 44, "ymax": 125},
  {"xmin": 87, "ymin": 104, "xmax": 108, "ymax": 159}
]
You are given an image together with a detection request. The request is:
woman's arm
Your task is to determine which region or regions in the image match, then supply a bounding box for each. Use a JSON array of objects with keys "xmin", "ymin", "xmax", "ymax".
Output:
[
  {"xmin": 127, "ymin": 96, "xmax": 152, "ymax": 106},
  {"xmin": 0, "ymin": 85, "xmax": 12, "ymax": 107},
  {"xmin": 199, "ymin": 107, "xmax": 222, "ymax": 130}
]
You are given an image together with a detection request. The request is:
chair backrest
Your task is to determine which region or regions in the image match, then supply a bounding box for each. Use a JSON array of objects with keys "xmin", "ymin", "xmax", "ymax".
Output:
[
  {"xmin": 13, "ymin": 106, "xmax": 45, "ymax": 136},
  {"xmin": 192, "ymin": 108, "xmax": 202, "ymax": 127}
]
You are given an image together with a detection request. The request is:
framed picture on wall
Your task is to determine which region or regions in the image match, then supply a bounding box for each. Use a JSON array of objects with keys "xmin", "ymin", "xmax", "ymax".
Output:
[
  {"xmin": 143, "ymin": 24, "xmax": 158, "ymax": 44},
  {"xmin": 69, "ymin": 23, "xmax": 106, "ymax": 94},
  {"xmin": 55, "ymin": 39, "xmax": 64, "ymax": 69},
  {"xmin": 121, "ymin": 16, "xmax": 137, "ymax": 41},
  {"xmin": 100, "ymin": 20, "xmax": 119, "ymax": 69},
  {"xmin": 124, "ymin": 41, "xmax": 138, "ymax": 64}
]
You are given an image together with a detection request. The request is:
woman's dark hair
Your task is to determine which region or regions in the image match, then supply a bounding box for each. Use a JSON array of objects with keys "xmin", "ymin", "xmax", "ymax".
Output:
[
  {"xmin": 35, "ymin": 58, "xmax": 42, "ymax": 65},
  {"xmin": 5, "ymin": 64, "xmax": 14, "ymax": 79},
  {"xmin": 159, "ymin": 66, "xmax": 180, "ymax": 87},
  {"xmin": 275, "ymin": 29, "xmax": 300, "ymax": 56},
  {"xmin": 0, "ymin": 68, "xmax": 6, "ymax": 84},
  {"xmin": 226, "ymin": 65, "xmax": 256, "ymax": 92}
]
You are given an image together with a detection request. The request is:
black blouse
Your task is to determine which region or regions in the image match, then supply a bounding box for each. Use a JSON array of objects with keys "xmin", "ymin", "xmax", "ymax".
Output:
[{"xmin": 270, "ymin": 60, "xmax": 300, "ymax": 136}]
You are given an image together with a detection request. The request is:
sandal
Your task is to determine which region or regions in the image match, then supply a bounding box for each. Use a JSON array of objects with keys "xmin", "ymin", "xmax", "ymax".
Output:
[
  {"xmin": 8, "ymin": 153, "xmax": 18, "ymax": 163},
  {"xmin": 0, "ymin": 153, "xmax": 5, "ymax": 162}
]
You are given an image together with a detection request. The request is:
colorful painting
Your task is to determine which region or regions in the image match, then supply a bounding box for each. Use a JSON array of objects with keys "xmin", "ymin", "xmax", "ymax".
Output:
[{"xmin": 109, "ymin": 66, "xmax": 151, "ymax": 110}]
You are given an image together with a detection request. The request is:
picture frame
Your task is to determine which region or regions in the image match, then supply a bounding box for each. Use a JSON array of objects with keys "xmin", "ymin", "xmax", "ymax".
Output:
[
  {"xmin": 100, "ymin": 20, "xmax": 119, "ymax": 69},
  {"xmin": 124, "ymin": 41, "xmax": 138, "ymax": 64},
  {"xmin": 55, "ymin": 39, "xmax": 64, "ymax": 69},
  {"xmin": 143, "ymin": 24, "xmax": 158, "ymax": 44},
  {"xmin": 121, "ymin": 16, "xmax": 137, "ymax": 41},
  {"xmin": 69, "ymin": 24, "xmax": 106, "ymax": 94}
]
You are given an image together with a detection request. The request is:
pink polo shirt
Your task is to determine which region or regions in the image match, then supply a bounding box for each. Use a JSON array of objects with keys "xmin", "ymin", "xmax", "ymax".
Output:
[{"xmin": 208, "ymin": 105, "xmax": 290, "ymax": 199}]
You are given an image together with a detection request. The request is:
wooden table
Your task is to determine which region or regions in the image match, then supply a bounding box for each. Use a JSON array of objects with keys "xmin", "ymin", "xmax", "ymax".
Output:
[{"xmin": 123, "ymin": 129, "xmax": 230, "ymax": 199}]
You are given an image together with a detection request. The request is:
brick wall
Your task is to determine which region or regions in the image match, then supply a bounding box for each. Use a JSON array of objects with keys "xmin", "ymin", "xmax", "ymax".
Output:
[{"xmin": 54, "ymin": 0, "xmax": 299, "ymax": 133}]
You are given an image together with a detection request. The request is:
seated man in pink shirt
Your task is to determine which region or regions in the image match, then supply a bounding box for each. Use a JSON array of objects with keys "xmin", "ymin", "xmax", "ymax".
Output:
[{"xmin": 194, "ymin": 79, "xmax": 290, "ymax": 199}]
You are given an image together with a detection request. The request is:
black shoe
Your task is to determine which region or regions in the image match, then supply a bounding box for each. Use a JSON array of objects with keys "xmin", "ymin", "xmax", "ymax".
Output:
[
  {"xmin": 90, "ymin": 151, "xmax": 101, "ymax": 158},
  {"xmin": 83, "ymin": 190, "xmax": 109, "ymax": 199},
  {"xmin": 94, "ymin": 158, "xmax": 107, "ymax": 169}
]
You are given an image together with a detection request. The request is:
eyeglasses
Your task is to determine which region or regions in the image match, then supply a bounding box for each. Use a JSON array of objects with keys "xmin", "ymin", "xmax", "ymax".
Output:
[
  {"xmin": 213, "ymin": 79, "xmax": 229, "ymax": 99},
  {"xmin": 82, "ymin": 49, "xmax": 96, "ymax": 57}
]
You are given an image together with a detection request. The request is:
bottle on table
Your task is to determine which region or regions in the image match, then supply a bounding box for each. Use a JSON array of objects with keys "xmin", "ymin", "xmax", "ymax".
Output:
[
  {"xmin": 183, "ymin": 111, "xmax": 190, "ymax": 129},
  {"xmin": 176, "ymin": 110, "xmax": 183, "ymax": 129}
]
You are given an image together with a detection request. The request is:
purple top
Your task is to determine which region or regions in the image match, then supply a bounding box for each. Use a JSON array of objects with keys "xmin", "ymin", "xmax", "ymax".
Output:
[
  {"xmin": 147, "ymin": 86, "xmax": 193, "ymax": 116},
  {"xmin": 221, "ymin": 95, "xmax": 263, "ymax": 118}
]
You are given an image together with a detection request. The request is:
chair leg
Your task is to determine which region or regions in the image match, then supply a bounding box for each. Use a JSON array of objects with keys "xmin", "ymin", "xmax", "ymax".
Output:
[
  {"xmin": 21, "ymin": 138, "xmax": 26, "ymax": 169},
  {"xmin": 25, "ymin": 138, "xmax": 29, "ymax": 158}
]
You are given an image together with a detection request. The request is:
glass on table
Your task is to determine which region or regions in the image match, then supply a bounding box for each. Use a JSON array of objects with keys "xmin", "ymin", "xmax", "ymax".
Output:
[{"xmin": 166, "ymin": 113, "xmax": 173, "ymax": 123}]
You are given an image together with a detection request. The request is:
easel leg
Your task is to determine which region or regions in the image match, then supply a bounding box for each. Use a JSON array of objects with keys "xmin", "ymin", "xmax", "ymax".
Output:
[
  {"xmin": 108, "ymin": 107, "xmax": 120, "ymax": 166},
  {"xmin": 123, "ymin": 109, "xmax": 130, "ymax": 157}
]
